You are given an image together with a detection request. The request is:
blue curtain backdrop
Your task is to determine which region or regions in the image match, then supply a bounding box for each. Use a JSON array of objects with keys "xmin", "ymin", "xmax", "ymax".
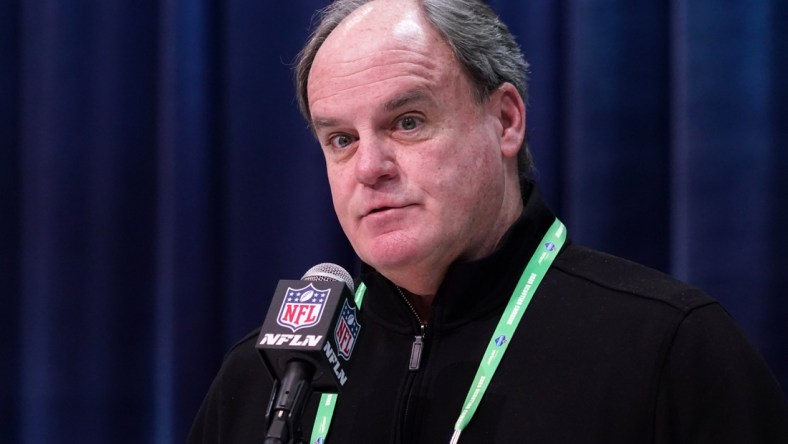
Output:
[{"xmin": 1, "ymin": 0, "xmax": 786, "ymax": 442}]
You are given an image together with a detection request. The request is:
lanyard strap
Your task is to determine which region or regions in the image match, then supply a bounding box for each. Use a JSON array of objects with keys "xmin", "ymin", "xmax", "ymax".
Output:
[
  {"xmin": 450, "ymin": 218, "xmax": 565, "ymax": 443},
  {"xmin": 310, "ymin": 283, "xmax": 367, "ymax": 443},
  {"xmin": 311, "ymin": 219, "xmax": 566, "ymax": 444}
]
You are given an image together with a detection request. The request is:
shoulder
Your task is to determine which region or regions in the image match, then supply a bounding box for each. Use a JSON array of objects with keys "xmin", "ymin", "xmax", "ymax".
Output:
[
  {"xmin": 551, "ymin": 243, "xmax": 714, "ymax": 314},
  {"xmin": 186, "ymin": 329, "xmax": 272, "ymax": 444},
  {"xmin": 213, "ymin": 328, "xmax": 271, "ymax": 396},
  {"xmin": 545, "ymin": 244, "xmax": 788, "ymax": 437},
  {"xmin": 223, "ymin": 328, "xmax": 263, "ymax": 365}
]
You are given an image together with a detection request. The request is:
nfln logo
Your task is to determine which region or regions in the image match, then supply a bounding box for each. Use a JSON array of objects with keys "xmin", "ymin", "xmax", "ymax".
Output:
[{"xmin": 277, "ymin": 284, "xmax": 329, "ymax": 332}]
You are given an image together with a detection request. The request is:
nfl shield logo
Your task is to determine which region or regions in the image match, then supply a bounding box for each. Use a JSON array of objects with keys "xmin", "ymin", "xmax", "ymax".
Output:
[
  {"xmin": 334, "ymin": 299, "xmax": 361, "ymax": 360},
  {"xmin": 277, "ymin": 283, "xmax": 330, "ymax": 332}
]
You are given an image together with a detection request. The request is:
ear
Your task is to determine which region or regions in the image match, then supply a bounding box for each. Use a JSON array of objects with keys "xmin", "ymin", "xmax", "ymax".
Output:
[{"xmin": 492, "ymin": 82, "xmax": 526, "ymax": 159}]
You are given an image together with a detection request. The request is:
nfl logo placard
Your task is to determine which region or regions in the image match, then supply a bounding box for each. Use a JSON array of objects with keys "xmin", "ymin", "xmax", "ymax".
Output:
[
  {"xmin": 277, "ymin": 283, "xmax": 330, "ymax": 332},
  {"xmin": 334, "ymin": 299, "xmax": 361, "ymax": 360}
]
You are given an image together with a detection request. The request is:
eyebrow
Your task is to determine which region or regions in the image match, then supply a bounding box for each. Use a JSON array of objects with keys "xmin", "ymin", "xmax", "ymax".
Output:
[
  {"xmin": 384, "ymin": 89, "xmax": 429, "ymax": 112},
  {"xmin": 312, "ymin": 117, "xmax": 339, "ymax": 131},
  {"xmin": 311, "ymin": 89, "xmax": 431, "ymax": 131}
]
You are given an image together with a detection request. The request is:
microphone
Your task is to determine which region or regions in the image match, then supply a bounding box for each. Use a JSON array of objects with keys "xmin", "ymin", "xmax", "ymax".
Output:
[{"xmin": 256, "ymin": 263, "xmax": 361, "ymax": 444}]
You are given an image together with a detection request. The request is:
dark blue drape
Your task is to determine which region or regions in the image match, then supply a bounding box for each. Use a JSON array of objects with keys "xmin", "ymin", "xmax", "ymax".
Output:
[{"xmin": 2, "ymin": 1, "xmax": 785, "ymax": 443}]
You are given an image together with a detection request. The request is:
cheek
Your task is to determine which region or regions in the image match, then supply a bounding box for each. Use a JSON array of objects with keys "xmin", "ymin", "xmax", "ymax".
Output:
[
  {"xmin": 326, "ymin": 160, "xmax": 351, "ymax": 189},
  {"xmin": 447, "ymin": 140, "xmax": 497, "ymax": 181},
  {"xmin": 327, "ymin": 169, "xmax": 351, "ymax": 215},
  {"xmin": 445, "ymin": 148, "xmax": 501, "ymax": 208}
]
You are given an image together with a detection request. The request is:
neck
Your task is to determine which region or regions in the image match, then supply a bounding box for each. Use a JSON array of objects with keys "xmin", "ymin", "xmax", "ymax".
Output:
[
  {"xmin": 386, "ymin": 177, "xmax": 525, "ymax": 319},
  {"xmin": 397, "ymin": 286, "xmax": 433, "ymax": 322}
]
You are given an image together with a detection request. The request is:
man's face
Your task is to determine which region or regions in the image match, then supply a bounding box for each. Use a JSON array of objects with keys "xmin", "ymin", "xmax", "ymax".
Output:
[{"xmin": 307, "ymin": 2, "xmax": 521, "ymax": 290}]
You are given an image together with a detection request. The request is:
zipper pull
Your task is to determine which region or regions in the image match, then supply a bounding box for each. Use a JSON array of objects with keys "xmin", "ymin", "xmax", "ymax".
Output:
[
  {"xmin": 409, "ymin": 335, "xmax": 424, "ymax": 371},
  {"xmin": 409, "ymin": 324, "xmax": 427, "ymax": 371}
]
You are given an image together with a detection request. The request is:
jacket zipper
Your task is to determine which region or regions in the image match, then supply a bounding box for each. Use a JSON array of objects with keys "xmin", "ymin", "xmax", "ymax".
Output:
[
  {"xmin": 396, "ymin": 286, "xmax": 428, "ymax": 370},
  {"xmin": 395, "ymin": 286, "xmax": 428, "ymax": 442}
]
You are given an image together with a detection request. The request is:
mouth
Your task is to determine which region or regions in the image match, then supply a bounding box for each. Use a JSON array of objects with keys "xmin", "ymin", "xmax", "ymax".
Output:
[{"xmin": 363, "ymin": 204, "xmax": 409, "ymax": 218}]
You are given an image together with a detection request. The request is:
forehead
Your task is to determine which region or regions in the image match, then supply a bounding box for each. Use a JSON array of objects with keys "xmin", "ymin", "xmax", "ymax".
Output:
[{"xmin": 307, "ymin": 1, "xmax": 462, "ymax": 117}]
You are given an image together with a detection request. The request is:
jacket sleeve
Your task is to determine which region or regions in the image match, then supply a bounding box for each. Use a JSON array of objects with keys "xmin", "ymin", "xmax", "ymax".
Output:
[
  {"xmin": 186, "ymin": 332, "xmax": 272, "ymax": 444},
  {"xmin": 655, "ymin": 302, "xmax": 788, "ymax": 443}
]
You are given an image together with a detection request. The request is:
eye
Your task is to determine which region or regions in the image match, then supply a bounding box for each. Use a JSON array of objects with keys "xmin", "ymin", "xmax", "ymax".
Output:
[
  {"xmin": 396, "ymin": 116, "xmax": 423, "ymax": 131},
  {"xmin": 328, "ymin": 133, "xmax": 355, "ymax": 149}
]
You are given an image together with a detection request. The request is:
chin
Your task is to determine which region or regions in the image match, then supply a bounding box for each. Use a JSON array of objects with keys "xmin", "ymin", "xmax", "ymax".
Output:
[{"xmin": 359, "ymin": 240, "xmax": 425, "ymax": 272}]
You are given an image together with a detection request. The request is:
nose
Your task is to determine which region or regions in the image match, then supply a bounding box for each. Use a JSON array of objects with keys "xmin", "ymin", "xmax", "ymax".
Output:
[{"xmin": 354, "ymin": 134, "xmax": 397, "ymax": 187}]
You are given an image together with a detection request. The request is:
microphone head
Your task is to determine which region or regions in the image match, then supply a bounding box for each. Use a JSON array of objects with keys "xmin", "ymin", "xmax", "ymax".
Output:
[
  {"xmin": 257, "ymin": 263, "xmax": 361, "ymax": 392},
  {"xmin": 301, "ymin": 262, "xmax": 354, "ymax": 293}
]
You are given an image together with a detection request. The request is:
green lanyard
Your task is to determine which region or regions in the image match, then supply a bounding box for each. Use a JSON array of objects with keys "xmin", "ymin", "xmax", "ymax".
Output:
[
  {"xmin": 310, "ymin": 282, "xmax": 368, "ymax": 443},
  {"xmin": 311, "ymin": 218, "xmax": 566, "ymax": 444}
]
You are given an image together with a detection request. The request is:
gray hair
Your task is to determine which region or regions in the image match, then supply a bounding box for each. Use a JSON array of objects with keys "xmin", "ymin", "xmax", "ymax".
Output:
[{"xmin": 295, "ymin": 0, "xmax": 535, "ymax": 183}]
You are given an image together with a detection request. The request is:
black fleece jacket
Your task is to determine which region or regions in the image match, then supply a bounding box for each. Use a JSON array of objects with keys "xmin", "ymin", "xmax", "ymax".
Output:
[{"xmin": 188, "ymin": 185, "xmax": 788, "ymax": 443}]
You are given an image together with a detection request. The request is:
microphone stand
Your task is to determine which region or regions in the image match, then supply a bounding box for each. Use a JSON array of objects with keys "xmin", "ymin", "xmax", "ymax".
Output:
[{"xmin": 264, "ymin": 360, "xmax": 315, "ymax": 444}]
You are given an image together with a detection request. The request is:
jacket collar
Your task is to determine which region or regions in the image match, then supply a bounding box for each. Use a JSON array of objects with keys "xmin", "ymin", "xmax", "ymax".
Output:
[{"xmin": 359, "ymin": 184, "xmax": 558, "ymax": 333}]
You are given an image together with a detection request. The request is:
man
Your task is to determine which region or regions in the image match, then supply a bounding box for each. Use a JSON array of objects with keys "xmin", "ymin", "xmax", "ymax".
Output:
[{"xmin": 188, "ymin": 0, "xmax": 788, "ymax": 442}]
